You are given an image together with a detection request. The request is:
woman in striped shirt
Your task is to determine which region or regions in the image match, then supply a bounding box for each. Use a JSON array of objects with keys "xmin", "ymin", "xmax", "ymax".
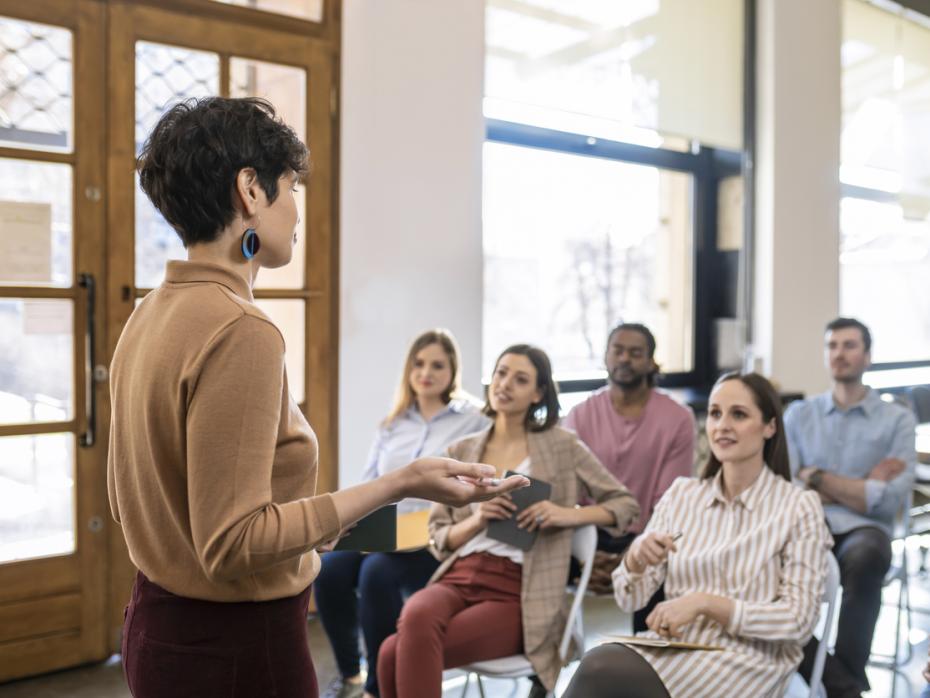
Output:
[{"xmin": 564, "ymin": 372, "xmax": 832, "ymax": 698}]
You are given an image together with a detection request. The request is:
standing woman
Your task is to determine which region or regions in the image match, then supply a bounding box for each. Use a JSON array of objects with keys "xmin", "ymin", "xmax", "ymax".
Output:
[
  {"xmin": 378, "ymin": 344, "xmax": 640, "ymax": 698},
  {"xmin": 562, "ymin": 372, "xmax": 832, "ymax": 698},
  {"xmin": 315, "ymin": 329, "xmax": 489, "ymax": 698},
  {"xmin": 107, "ymin": 97, "xmax": 525, "ymax": 698}
]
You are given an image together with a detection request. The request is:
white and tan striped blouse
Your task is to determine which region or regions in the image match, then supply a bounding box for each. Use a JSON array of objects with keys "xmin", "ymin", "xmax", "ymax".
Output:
[{"xmin": 612, "ymin": 466, "xmax": 832, "ymax": 698}]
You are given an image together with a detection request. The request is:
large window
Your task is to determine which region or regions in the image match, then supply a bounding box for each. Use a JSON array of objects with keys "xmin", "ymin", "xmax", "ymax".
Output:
[
  {"xmin": 841, "ymin": 0, "xmax": 930, "ymax": 366},
  {"xmin": 482, "ymin": 0, "xmax": 744, "ymax": 385},
  {"xmin": 483, "ymin": 142, "xmax": 694, "ymax": 379}
]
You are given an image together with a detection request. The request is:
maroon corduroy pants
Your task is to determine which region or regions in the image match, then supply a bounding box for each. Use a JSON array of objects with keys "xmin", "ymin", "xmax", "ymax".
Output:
[{"xmin": 121, "ymin": 571, "xmax": 318, "ymax": 697}]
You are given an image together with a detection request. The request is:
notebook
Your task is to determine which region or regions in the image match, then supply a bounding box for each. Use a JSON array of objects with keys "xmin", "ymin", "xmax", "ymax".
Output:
[
  {"xmin": 333, "ymin": 504, "xmax": 398, "ymax": 553},
  {"xmin": 602, "ymin": 635, "xmax": 724, "ymax": 651},
  {"xmin": 485, "ymin": 471, "xmax": 551, "ymax": 552}
]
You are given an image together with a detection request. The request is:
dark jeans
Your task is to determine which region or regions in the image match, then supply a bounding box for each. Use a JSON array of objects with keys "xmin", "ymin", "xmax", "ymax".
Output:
[
  {"xmin": 798, "ymin": 525, "xmax": 892, "ymax": 697},
  {"xmin": 122, "ymin": 571, "xmax": 317, "ymax": 698},
  {"xmin": 314, "ymin": 549, "xmax": 439, "ymax": 696}
]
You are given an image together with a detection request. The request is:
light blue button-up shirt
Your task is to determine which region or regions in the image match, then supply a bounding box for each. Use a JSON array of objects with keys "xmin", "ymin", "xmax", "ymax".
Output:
[
  {"xmin": 784, "ymin": 388, "xmax": 917, "ymax": 536},
  {"xmin": 361, "ymin": 399, "xmax": 491, "ymax": 513}
]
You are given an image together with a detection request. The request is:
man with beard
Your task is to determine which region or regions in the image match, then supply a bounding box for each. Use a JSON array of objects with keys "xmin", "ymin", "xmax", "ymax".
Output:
[
  {"xmin": 786, "ymin": 317, "xmax": 916, "ymax": 698},
  {"xmin": 562, "ymin": 323, "xmax": 695, "ymax": 631}
]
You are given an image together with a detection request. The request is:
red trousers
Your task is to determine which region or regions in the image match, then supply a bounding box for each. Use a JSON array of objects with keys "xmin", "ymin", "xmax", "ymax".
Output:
[{"xmin": 378, "ymin": 553, "xmax": 523, "ymax": 698}]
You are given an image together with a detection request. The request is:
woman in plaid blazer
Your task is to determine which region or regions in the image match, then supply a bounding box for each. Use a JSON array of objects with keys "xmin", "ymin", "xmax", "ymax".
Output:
[{"xmin": 378, "ymin": 344, "xmax": 640, "ymax": 697}]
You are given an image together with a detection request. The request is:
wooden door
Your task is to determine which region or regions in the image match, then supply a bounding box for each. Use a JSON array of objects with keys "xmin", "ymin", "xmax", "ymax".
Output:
[
  {"xmin": 0, "ymin": 0, "xmax": 339, "ymax": 679},
  {"xmin": 104, "ymin": 0, "xmax": 340, "ymax": 651},
  {"xmin": 0, "ymin": 0, "xmax": 110, "ymax": 681}
]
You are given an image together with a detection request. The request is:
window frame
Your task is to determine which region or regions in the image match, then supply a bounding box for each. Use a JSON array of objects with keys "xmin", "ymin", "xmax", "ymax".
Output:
[
  {"xmin": 839, "ymin": 182, "xmax": 930, "ymax": 371},
  {"xmin": 484, "ymin": 118, "xmax": 742, "ymax": 393},
  {"xmin": 839, "ymin": 0, "xmax": 930, "ymax": 372}
]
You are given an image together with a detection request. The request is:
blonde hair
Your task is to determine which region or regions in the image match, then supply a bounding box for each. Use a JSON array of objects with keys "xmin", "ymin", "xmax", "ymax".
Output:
[{"xmin": 383, "ymin": 329, "xmax": 464, "ymax": 425}]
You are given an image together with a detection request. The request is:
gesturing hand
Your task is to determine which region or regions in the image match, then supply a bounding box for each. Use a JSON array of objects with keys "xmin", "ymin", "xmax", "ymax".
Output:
[
  {"xmin": 625, "ymin": 532, "xmax": 678, "ymax": 574},
  {"xmin": 646, "ymin": 593, "xmax": 705, "ymax": 639},
  {"xmin": 516, "ymin": 500, "xmax": 578, "ymax": 531},
  {"xmin": 398, "ymin": 457, "xmax": 529, "ymax": 507}
]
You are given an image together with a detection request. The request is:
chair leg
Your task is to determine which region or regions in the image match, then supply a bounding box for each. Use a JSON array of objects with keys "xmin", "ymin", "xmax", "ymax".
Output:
[
  {"xmin": 902, "ymin": 572, "xmax": 913, "ymax": 664},
  {"xmin": 475, "ymin": 674, "xmax": 487, "ymax": 698},
  {"xmin": 460, "ymin": 672, "xmax": 470, "ymax": 698}
]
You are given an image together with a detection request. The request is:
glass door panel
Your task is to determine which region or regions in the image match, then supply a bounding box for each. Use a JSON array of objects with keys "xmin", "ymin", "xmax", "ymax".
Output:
[
  {"xmin": 0, "ymin": 432, "xmax": 75, "ymax": 563},
  {"xmin": 214, "ymin": 0, "xmax": 324, "ymax": 23},
  {"xmin": 0, "ymin": 298, "xmax": 74, "ymax": 425},
  {"xmin": 229, "ymin": 58, "xmax": 306, "ymax": 140},
  {"xmin": 0, "ymin": 16, "xmax": 73, "ymax": 152},
  {"xmin": 230, "ymin": 58, "xmax": 308, "ymax": 290},
  {"xmin": 0, "ymin": 158, "xmax": 73, "ymax": 287},
  {"xmin": 134, "ymin": 42, "xmax": 219, "ymax": 289}
]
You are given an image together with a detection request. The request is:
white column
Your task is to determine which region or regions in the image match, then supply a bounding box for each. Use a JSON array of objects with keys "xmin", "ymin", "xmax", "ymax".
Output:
[
  {"xmin": 339, "ymin": 1, "xmax": 486, "ymax": 486},
  {"xmin": 753, "ymin": 0, "xmax": 841, "ymax": 394}
]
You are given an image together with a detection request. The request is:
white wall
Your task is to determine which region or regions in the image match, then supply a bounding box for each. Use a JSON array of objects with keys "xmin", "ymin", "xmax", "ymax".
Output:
[
  {"xmin": 753, "ymin": 0, "xmax": 841, "ymax": 395},
  {"xmin": 339, "ymin": 1, "xmax": 486, "ymax": 486}
]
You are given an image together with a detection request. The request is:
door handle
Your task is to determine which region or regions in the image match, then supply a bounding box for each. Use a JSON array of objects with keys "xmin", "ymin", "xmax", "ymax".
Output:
[{"xmin": 78, "ymin": 273, "xmax": 96, "ymax": 448}]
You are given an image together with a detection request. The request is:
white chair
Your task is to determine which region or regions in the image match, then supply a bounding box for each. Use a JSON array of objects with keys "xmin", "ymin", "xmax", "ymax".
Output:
[
  {"xmin": 798, "ymin": 552, "xmax": 840, "ymax": 698},
  {"xmin": 458, "ymin": 524, "xmax": 597, "ymax": 698}
]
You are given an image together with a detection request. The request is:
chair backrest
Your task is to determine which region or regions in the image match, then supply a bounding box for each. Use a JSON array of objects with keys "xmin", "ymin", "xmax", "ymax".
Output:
[
  {"xmin": 559, "ymin": 525, "xmax": 597, "ymax": 662},
  {"xmin": 808, "ymin": 553, "xmax": 841, "ymax": 698}
]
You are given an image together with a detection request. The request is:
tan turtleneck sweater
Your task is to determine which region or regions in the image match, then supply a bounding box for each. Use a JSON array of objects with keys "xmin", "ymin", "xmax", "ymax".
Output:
[{"xmin": 107, "ymin": 260, "xmax": 340, "ymax": 602}]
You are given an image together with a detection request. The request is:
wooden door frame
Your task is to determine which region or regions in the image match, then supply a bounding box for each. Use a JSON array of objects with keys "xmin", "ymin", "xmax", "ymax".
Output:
[
  {"xmin": 104, "ymin": 0, "xmax": 341, "ymax": 653},
  {"xmin": 0, "ymin": 0, "xmax": 110, "ymax": 680},
  {"xmin": 0, "ymin": 0, "xmax": 341, "ymax": 674}
]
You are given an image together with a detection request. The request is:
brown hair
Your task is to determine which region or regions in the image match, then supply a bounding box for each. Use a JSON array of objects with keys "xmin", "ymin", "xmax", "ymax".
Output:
[
  {"xmin": 826, "ymin": 316, "xmax": 872, "ymax": 352},
  {"xmin": 483, "ymin": 344, "xmax": 560, "ymax": 432},
  {"xmin": 384, "ymin": 329, "xmax": 464, "ymax": 425},
  {"xmin": 701, "ymin": 371, "xmax": 790, "ymax": 482}
]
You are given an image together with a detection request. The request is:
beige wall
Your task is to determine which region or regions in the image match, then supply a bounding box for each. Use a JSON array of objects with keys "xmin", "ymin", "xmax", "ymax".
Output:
[
  {"xmin": 339, "ymin": 0, "xmax": 485, "ymax": 485},
  {"xmin": 753, "ymin": 0, "xmax": 841, "ymax": 395}
]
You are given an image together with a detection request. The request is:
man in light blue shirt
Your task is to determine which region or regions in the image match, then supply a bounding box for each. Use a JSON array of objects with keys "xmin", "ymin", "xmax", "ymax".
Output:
[{"xmin": 786, "ymin": 317, "xmax": 917, "ymax": 697}]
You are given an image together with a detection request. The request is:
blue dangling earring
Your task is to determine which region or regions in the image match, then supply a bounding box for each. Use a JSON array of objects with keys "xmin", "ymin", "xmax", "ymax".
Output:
[{"xmin": 241, "ymin": 228, "xmax": 261, "ymax": 259}]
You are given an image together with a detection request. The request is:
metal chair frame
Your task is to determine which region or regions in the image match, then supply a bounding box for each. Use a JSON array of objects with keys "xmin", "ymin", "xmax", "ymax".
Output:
[{"xmin": 458, "ymin": 525, "xmax": 598, "ymax": 698}]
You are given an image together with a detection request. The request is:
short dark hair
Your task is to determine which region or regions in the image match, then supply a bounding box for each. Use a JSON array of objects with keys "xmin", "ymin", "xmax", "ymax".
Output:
[
  {"xmin": 608, "ymin": 323, "xmax": 656, "ymax": 357},
  {"xmin": 137, "ymin": 97, "xmax": 309, "ymax": 247},
  {"xmin": 701, "ymin": 372, "xmax": 790, "ymax": 483},
  {"xmin": 825, "ymin": 317, "xmax": 871, "ymax": 352},
  {"xmin": 607, "ymin": 322, "xmax": 660, "ymax": 386},
  {"xmin": 483, "ymin": 344, "xmax": 560, "ymax": 432}
]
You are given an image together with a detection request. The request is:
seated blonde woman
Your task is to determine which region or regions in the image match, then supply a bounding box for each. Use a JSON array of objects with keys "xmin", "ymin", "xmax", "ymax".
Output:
[{"xmin": 564, "ymin": 372, "xmax": 832, "ymax": 698}]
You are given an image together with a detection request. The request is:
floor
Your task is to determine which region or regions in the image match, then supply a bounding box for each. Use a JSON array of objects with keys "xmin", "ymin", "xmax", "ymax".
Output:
[{"xmin": 1, "ymin": 540, "xmax": 928, "ymax": 698}]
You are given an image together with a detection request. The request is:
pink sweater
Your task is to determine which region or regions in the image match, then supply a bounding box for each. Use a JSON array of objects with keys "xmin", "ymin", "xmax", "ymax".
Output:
[{"xmin": 563, "ymin": 388, "xmax": 695, "ymax": 534}]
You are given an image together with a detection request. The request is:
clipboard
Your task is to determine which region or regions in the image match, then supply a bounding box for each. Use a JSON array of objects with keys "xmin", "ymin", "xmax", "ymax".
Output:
[
  {"xmin": 602, "ymin": 635, "xmax": 724, "ymax": 651},
  {"xmin": 485, "ymin": 472, "xmax": 551, "ymax": 552},
  {"xmin": 334, "ymin": 504, "xmax": 397, "ymax": 552}
]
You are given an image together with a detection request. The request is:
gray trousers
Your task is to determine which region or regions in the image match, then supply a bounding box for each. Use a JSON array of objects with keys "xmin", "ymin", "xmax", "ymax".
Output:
[{"xmin": 563, "ymin": 643, "xmax": 671, "ymax": 698}]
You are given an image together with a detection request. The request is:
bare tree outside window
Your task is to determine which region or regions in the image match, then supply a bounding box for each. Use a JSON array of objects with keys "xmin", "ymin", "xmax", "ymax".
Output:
[{"xmin": 482, "ymin": 143, "xmax": 693, "ymax": 379}]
